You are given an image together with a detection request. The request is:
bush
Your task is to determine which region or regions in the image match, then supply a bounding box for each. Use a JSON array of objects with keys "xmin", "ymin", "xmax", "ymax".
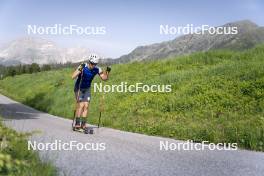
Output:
[{"xmin": 0, "ymin": 120, "xmax": 57, "ymax": 175}]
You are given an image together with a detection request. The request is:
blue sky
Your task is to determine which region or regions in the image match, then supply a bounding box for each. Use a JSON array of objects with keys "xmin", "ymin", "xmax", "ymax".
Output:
[{"xmin": 0, "ymin": 0, "xmax": 263, "ymax": 58}]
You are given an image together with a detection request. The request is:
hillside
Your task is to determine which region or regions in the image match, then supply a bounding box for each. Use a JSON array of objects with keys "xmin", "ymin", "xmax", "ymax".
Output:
[
  {"xmin": 117, "ymin": 20, "xmax": 264, "ymax": 62},
  {"xmin": 0, "ymin": 45, "xmax": 264, "ymax": 151}
]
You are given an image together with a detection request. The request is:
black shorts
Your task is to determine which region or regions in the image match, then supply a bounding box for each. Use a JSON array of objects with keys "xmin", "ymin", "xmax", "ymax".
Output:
[{"xmin": 74, "ymin": 88, "xmax": 91, "ymax": 102}]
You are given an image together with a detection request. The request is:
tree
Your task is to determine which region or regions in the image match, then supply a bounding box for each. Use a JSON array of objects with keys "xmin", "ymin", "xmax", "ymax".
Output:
[
  {"xmin": 41, "ymin": 64, "xmax": 51, "ymax": 71},
  {"xmin": 21, "ymin": 65, "xmax": 27, "ymax": 74},
  {"xmin": 7, "ymin": 67, "xmax": 16, "ymax": 77},
  {"xmin": 15, "ymin": 64, "xmax": 23, "ymax": 75},
  {"xmin": 29, "ymin": 63, "xmax": 40, "ymax": 73}
]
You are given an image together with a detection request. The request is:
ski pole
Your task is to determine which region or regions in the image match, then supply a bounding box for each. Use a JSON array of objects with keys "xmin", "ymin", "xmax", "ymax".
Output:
[
  {"xmin": 98, "ymin": 79, "xmax": 104, "ymax": 128},
  {"xmin": 98, "ymin": 112, "xmax": 101, "ymax": 128},
  {"xmin": 73, "ymin": 63, "xmax": 84, "ymax": 121},
  {"xmin": 97, "ymin": 66, "xmax": 110, "ymax": 128}
]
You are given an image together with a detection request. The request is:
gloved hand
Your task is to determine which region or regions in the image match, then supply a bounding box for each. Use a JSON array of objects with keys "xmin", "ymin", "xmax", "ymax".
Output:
[
  {"xmin": 78, "ymin": 63, "xmax": 86, "ymax": 71},
  {"xmin": 106, "ymin": 66, "xmax": 111, "ymax": 73}
]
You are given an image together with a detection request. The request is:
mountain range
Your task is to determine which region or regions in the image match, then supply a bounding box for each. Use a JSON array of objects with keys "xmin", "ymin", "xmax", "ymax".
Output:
[
  {"xmin": 0, "ymin": 20, "xmax": 264, "ymax": 66},
  {"xmin": 116, "ymin": 20, "xmax": 264, "ymax": 63},
  {"xmin": 0, "ymin": 37, "xmax": 91, "ymax": 66}
]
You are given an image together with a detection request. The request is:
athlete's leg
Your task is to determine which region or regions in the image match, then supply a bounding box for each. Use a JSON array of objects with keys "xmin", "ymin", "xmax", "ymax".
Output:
[
  {"xmin": 75, "ymin": 102, "xmax": 85, "ymax": 127},
  {"xmin": 76, "ymin": 102, "xmax": 85, "ymax": 117},
  {"xmin": 80, "ymin": 89, "xmax": 91, "ymax": 128},
  {"xmin": 81, "ymin": 102, "xmax": 89, "ymax": 128},
  {"xmin": 82, "ymin": 102, "xmax": 89, "ymax": 117}
]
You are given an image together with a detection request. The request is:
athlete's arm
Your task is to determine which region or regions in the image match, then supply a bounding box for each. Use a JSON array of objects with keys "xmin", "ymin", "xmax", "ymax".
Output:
[
  {"xmin": 72, "ymin": 63, "xmax": 85, "ymax": 79},
  {"xmin": 99, "ymin": 71, "xmax": 109, "ymax": 81},
  {"xmin": 71, "ymin": 69, "xmax": 81, "ymax": 79},
  {"xmin": 98, "ymin": 66, "xmax": 111, "ymax": 80}
]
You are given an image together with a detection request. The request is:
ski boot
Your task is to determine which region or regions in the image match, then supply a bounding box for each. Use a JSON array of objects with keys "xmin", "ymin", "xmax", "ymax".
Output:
[
  {"xmin": 72, "ymin": 117, "xmax": 82, "ymax": 131},
  {"xmin": 81, "ymin": 118, "xmax": 89, "ymax": 134}
]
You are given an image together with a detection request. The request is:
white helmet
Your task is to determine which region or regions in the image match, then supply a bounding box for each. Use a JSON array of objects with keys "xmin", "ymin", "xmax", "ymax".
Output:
[{"xmin": 89, "ymin": 53, "xmax": 99, "ymax": 65}]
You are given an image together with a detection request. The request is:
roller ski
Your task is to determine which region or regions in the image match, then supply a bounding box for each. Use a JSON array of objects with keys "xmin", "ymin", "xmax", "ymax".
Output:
[{"xmin": 72, "ymin": 117, "xmax": 90, "ymax": 134}]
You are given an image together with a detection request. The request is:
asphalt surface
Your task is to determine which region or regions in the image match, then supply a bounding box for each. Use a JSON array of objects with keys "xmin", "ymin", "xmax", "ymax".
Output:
[{"xmin": 0, "ymin": 94, "xmax": 263, "ymax": 176}]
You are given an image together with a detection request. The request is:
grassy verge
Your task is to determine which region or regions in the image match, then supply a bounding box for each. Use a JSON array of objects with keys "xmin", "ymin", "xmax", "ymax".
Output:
[
  {"xmin": 0, "ymin": 119, "xmax": 57, "ymax": 175},
  {"xmin": 0, "ymin": 45, "xmax": 264, "ymax": 151}
]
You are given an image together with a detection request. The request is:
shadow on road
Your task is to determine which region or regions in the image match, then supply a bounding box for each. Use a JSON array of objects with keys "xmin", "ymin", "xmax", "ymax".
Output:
[{"xmin": 0, "ymin": 103, "xmax": 39, "ymax": 120}]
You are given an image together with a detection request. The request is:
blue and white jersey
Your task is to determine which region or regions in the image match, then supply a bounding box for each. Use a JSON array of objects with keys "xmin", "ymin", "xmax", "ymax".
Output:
[{"xmin": 74, "ymin": 63, "xmax": 102, "ymax": 91}]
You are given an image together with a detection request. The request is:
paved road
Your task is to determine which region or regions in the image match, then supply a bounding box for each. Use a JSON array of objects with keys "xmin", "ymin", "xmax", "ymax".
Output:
[{"xmin": 0, "ymin": 94, "xmax": 263, "ymax": 176}]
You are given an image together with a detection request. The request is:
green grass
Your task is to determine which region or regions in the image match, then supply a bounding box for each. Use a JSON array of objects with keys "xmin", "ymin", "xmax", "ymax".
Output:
[
  {"xmin": 0, "ymin": 119, "xmax": 57, "ymax": 175},
  {"xmin": 0, "ymin": 45, "xmax": 264, "ymax": 151}
]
